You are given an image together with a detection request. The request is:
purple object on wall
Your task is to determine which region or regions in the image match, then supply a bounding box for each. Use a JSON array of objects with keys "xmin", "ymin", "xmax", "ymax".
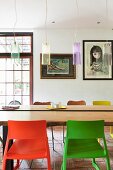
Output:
[{"xmin": 73, "ymin": 42, "xmax": 81, "ymax": 65}]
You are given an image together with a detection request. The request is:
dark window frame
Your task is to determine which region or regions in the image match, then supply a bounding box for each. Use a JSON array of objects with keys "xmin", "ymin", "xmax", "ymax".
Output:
[{"xmin": 0, "ymin": 32, "xmax": 33, "ymax": 104}]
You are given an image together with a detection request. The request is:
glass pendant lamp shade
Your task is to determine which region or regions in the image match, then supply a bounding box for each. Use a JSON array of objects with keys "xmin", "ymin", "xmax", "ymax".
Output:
[
  {"xmin": 42, "ymin": 43, "xmax": 50, "ymax": 65},
  {"xmin": 103, "ymin": 42, "xmax": 112, "ymax": 65},
  {"xmin": 73, "ymin": 42, "xmax": 81, "ymax": 65},
  {"xmin": 11, "ymin": 41, "xmax": 20, "ymax": 59},
  {"xmin": 42, "ymin": 0, "xmax": 51, "ymax": 65},
  {"xmin": 102, "ymin": 0, "xmax": 112, "ymax": 66}
]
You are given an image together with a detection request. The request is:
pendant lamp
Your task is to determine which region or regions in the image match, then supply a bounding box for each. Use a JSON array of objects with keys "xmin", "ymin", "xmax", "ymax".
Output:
[
  {"xmin": 11, "ymin": 41, "xmax": 20, "ymax": 59},
  {"xmin": 42, "ymin": 43, "xmax": 50, "ymax": 65},
  {"xmin": 11, "ymin": 0, "xmax": 20, "ymax": 60},
  {"xmin": 103, "ymin": 0, "xmax": 112, "ymax": 65},
  {"xmin": 73, "ymin": 42, "xmax": 81, "ymax": 65},
  {"xmin": 103, "ymin": 42, "xmax": 112, "ymax": 65},
  {"xmin": 42, "ymin": 0, "xmax": 50, "ymax": 65}
]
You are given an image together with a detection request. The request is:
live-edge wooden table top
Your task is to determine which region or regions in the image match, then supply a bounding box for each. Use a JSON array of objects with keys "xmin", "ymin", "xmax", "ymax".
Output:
[{"xmin": 0, "ymin": 105, "xmax": 113, "ymax": 126}]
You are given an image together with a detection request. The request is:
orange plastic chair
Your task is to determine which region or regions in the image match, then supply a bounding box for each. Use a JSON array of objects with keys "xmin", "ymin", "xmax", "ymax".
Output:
[{"xmin": 2, "ymin": 120, "xmax": 51, "ymax": 170}]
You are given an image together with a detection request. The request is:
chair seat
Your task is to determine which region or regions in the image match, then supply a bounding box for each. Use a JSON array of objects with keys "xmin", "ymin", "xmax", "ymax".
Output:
[
  {"xmin": 7, "ymin": 139, "xmax": 48, "ymax": 160},
  {"xmin": 67, "ymin": 139, "xmax": 106, "ymax": 158}
]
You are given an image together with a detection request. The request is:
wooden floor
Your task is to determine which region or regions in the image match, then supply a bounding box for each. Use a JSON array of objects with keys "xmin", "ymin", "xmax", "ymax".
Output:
[{"xmin": 0, "ymin": 126, "xmax": 113, "ymax": 170}]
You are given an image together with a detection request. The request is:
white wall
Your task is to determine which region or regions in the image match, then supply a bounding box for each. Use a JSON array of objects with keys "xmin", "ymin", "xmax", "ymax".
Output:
[{"xmin": 33, "ymin": 28, "xmax": 113, "ymax": 105}]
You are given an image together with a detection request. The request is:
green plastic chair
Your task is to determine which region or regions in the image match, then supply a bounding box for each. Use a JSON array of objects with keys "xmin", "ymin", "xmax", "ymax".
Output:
[
  {"xmin": 61, "ymin": 120, "xmax": 111, "ymax": 170},
  {"xmin": 93, "ymin": 101, "xmax": 113, "ymax": 138}
]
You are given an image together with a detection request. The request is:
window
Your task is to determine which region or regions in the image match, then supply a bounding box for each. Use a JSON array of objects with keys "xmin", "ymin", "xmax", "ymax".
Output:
[{"xmin": 0, "ymin": 32, "xmax": 33, "ymax": 105}]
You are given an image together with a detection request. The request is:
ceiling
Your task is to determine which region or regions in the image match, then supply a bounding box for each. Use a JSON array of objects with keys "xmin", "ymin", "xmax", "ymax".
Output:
[{"xmin": 0, "ymin": 0, "xmax": 113, "ymax": 30}]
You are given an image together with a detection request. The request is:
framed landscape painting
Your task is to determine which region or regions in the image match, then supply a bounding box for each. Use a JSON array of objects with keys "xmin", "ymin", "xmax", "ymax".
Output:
[
  {"xmin": 83, "ymin": 40, "xmax": 113, "ymax": 80},
  {"xmin": 40, "ymin": 53, "xmax": 76, "ymax": 79}
]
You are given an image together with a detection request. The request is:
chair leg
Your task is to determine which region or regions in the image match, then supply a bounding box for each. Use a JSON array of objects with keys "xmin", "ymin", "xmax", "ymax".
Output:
[
  {"xmin": 92, "ymin": 158, "xmax": 100, "ymax": 170},
  {"xmin": 61, "ymin": 163, "xmax": 63, "ymax": 170},
  {"xmin": 98, "ymin": 139, "xmax": 100, "ymax": 143},
  {"xmin": 51, "ymin": 126, "xmax": 55, "ymax": 151},
  {"xmin": 13, "ymin": 160, "xmax": 20, "ymax": 170},
  {"xmin": 30, "ymin": 160, "xmax": 33, "ymax": 168},
  {"xmin": 110, "ymin": 126, "xmax": 113, "ymax": 138},
  {"xmin": 0, "ymin": 125, "xmax": 3, "ymax": 144},
  {"xmin": 0, "ymin": 136, "xmax": 3, "ymax": 144},
  {"xmin": 2, "ymin": 158, "xmax": 6, "ymax": 170},
  {"xmin": 47, "ymin": 146, "xmax": 52, "ymax": 170},
  {"xmin": 63, "ymin": 126, "xmax": 65, "ymax": 143},
  {"xmin": 106, "ymin": 156, "xmax": 111, "ymax": 170},
  {"xmin": 47, "ymin": 158, "xmax": 51, "ymax": 170},
  {"xmin": 62, "ymin": 157, "xmax": 66, "ymax": 170}
]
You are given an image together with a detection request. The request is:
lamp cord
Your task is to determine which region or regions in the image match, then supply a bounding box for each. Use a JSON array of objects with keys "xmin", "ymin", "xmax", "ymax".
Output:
[
  {"xmin": 13, "ymin": 0, "xmax": 17, "ymax": 42},
  {"xmin": 106, "ymin": 0, "xmax": 108, "ymax": 24},
  {"xmin": 105, "ymin": 0, "xmax": 109, "ymax": 43},
  {"xmin": 45, "ymin": 0, "xmax": 48, "ymax": 44},
  {"xmin": 74, "ymin": 0, "xmax": 79, "ymax": 42},
  {"xmin": 75, "ymin": 0, "xmax": 79, "ymax": 22}
]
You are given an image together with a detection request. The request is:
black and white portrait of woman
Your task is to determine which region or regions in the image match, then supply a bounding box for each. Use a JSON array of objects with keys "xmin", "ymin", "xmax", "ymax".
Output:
[
  {"xmin": 90, "ymin": 45, "xmax": 103, "ymax": 72},
  {"xmin": 83, "ymin": 40, "xmax": 112, "ymax": 80}
]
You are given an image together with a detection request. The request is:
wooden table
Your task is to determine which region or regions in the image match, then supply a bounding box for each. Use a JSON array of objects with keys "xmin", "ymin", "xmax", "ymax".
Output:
[
  {"xmin": 1, "ymin": 104, "xmax": 113, "ymax": 170},
  {"xmin": 1, "ymin": 105, "xmax": 113, "ymax": 125}
]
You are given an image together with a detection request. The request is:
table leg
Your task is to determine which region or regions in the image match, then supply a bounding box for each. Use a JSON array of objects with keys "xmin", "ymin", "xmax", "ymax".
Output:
[{"xmin": 3, "ymin": 126, "xmax": 13, "ymax": 170}]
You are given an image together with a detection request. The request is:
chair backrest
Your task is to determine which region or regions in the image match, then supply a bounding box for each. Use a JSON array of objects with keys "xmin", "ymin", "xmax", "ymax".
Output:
[
  {"xmin": 33, "ymin": 101, "xmax": 51, "ymax": 105},
  {"xmin": 9, "ymin": 100, "xmax": 21, "ymax": 105},
  {"xmin": 8, "ymin": 120, "xmax": 47, "ymax": 140},
  {"xmin": 67, "ymin": 100, "xmax": 86, "ymax": 105},
  {"xmin": 66, "ymin": 120, "xmax": 104, "ymax": 139},
  {"xmin": 93, "ymin": 100, "xmax": 111, "ymax": 106}
]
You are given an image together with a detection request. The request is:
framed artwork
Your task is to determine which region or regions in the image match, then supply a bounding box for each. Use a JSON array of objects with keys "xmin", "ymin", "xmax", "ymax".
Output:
[
  {"xmin": 40, "ymin": 53, "xmax": 76, "ymax": 79},
  {"xmin": 83, "ymin": 40, "xmax": 113, "ymax": 80}
]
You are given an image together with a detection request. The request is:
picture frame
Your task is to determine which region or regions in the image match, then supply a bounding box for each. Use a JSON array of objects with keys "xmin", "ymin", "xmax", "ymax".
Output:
[
  {"xmin": 83, "ymin": 40, "xmax": 113, "ymax": 80},
  {"xmin": 40, "ymin": 53, "xmax": 76, "ymax": 79}
]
